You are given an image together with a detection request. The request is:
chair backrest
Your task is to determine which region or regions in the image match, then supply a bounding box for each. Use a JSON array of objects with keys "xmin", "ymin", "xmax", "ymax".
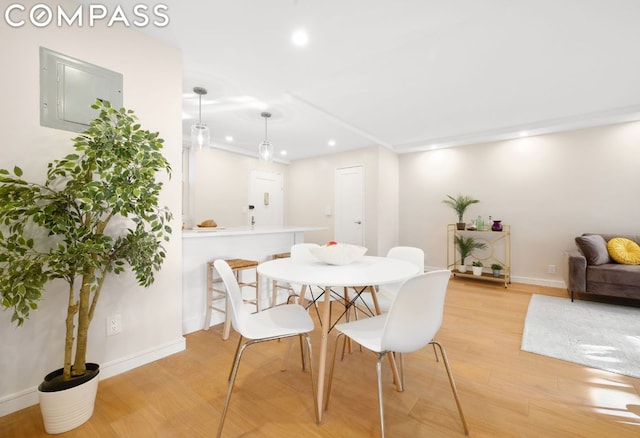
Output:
[
  {"xmin": 213, "ymin": 259, "xmax": 250, "ymax": 336},
  {"xmin": 386, "ymin": 246, "xmax": 424, "ymax": 272},
  {"xmin": 377, "ymin": 247, "xmax": 425, "ymax": 297},
  {"xmin": 381, "ymin": 270, "xmax": 451, "ymax": 353},
  {"xmin": 291, "ymin": 243, "xmax": 320, "ymax": 262}
]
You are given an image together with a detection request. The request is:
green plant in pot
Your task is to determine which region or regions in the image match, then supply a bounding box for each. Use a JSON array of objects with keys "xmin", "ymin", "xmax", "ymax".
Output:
[
  {"xmin": 442, "ymin": 194, "xmax": 479, "ymax": 230},
  {"xmin": 454, "ymin": 235, "xmax": 487, "ymax": 273},
  {"xmin": 0, "ymin": 100, "xmax": 172, "ymax": 433},
  {"xmin": 491, "ymin": 263, "xmax": 503, "ymax": 277},
  {"xmin": 472, "ymin": 260, "xmax": 484, "ymax": 276}
]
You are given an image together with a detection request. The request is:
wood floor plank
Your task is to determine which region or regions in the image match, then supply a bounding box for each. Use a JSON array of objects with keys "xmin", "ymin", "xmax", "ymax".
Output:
[{"xmin": 1, "ymin": 278, "xmax": 639, "ymax": 437}]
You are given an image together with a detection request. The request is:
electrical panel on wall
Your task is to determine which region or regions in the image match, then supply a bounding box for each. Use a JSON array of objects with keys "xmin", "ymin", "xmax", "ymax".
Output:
[{"xmin": 40, "ymin": 47, "xmax": 123, "ymax": 132}]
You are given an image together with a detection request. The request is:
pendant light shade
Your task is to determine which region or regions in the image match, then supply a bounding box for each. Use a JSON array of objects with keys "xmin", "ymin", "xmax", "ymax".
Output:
[
  {"xmin": 258, "ymin": 111, "xmax": 274, "ymax": 162},
  {"xmin": 191, "ymin": 87, "xmax": 210, "ymax": 149}
]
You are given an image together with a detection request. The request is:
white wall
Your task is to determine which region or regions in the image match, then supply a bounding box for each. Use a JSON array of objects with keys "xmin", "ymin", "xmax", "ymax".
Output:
[
  {"xmin": 187, "ymin": 148, "xmax": 288, "ymax": 228},
  {"xmin": 375, "ymin": 147, "xmax": 400, "ymax": 256},
  {"xmin": 0, "ymin": 0, "xmax": 184, "ymax": 415},
  {"xmin": 287, "ymin": 146, "xmax": 398, "ymax": 255},
  {"xmin": 399, "ymin": 120, "xmax": 640, "ymax": 286}
]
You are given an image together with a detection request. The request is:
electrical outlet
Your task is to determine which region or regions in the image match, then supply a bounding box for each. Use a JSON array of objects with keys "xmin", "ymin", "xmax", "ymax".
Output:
[
  {"xmin": 547, "ymin": 265, "xmax": 556, "ymax": 274},
  {"xmin": 106, "ymin": 314, "xmax": 122, "ymax": 336}
]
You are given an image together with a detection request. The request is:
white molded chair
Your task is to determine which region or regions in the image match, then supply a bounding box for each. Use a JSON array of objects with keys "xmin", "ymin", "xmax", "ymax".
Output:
[
  {"xmin": 214, "ymin": 259, "xmax": 318, "ymax": 437},
  {"xmin": 357, "ymin": 246, "xmax": 424, "ymax": 313},
  {"xmin": 325, "ymin": 270, "xmax": 468, "ymax": 438}
]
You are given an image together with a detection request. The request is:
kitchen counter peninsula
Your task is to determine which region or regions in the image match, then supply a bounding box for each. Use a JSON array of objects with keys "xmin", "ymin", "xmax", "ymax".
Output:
[{"xmin": 182, "ymin": 225, "xmax": 324, "ymax": 334}]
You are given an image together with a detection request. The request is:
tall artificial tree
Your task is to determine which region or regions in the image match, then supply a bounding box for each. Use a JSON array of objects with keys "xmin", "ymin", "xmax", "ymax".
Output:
[{"xmin": 0, "ymin": 100, "xmax": 172, "ymax": 381}]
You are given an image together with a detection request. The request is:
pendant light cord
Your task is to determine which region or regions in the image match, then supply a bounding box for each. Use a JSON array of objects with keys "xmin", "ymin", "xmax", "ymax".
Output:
[{"xmin": 264, "ymin": 116, "xmax": 268, "ymax": 141}]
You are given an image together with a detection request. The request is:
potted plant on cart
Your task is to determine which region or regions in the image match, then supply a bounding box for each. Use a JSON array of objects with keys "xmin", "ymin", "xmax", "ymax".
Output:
[
  {"xmin": 0, "ymin": 100, "xmax": 172, "ymax": 434},
  {"xmin": 472, "ymin": 261, "xmax": 484, "ymax": 276},
  {"xmin": 491, "ymin": 263, "xmax": 503, "ymax": 277},
  {"xmin": 442, "ymin": 194, "xmax": 480, "ymax": 230},
  {"xmin": 454, "ymin": 235, "xmax": 487, "ymax": 273}
]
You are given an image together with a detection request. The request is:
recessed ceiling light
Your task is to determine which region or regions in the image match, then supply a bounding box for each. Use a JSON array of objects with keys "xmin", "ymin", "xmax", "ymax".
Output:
[
  {"xmin": 431, "ymin": 144, "xmax": 438, "ymax": 150},
  {"xmin": 291, "ymin": 29, "xmax": 309, "ymax": 47},
  {"xmin": 328, "ymin": 139, "xmax": 336, "ymax": 147},
  {"xmin": 280, "ymin": 150, "xmax": 287, "ymax": 156},
  {"xmin": 519, "ymin": 131, "xmax": 528, "ymax": 137},
  {"xmin": 225, "ymin": 135, "xmax": 233, "ymax": 142}
]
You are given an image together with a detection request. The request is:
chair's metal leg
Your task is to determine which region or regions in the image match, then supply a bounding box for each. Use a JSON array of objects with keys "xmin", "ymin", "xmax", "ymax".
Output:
[
  {"xmin": 228, "ymin": 335, "xmax": 243, "ymax": 381},
  {"xmin": 376, "ymin": 353, "xmax": 386, "ymax": 438},
  {"xmin": 280, "ymin": 333, "xmax": 307, "ymax": 372},
  {"xmin": 280, "ymin": 336, "xmax": 294, "ymax": 371},
  {"xmin": 430, "ymin": 341, "xmax": 469, "ymax": 435},
  {"xmin": 324, "ymin": 332, "xmax": 344, "ymax": 412},
  {"xmin": 432, "ymin": 343, "xmax": 440, "ymax": 362},
  {"xmin": 303, "ymin": 334, "xmax": 320, "ymax": 424},
  {"xmin": 399, "ymin": 352, "xmax": 406, "ymax": 390},
  {"xmin": 217, "ymin": 340, "xmax": 250, "ymax": 438},
  {"xmin": 299, "ymin": 334, "xmax": 307, "ymax": 371},
  {"xmin": 340, "ymin": 334, "xmax": 348, "ymax": 361}
]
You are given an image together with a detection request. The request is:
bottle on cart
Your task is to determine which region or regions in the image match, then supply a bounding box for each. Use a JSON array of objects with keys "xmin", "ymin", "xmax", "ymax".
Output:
[{"xmin": 476, "ymin": 215, "xmax": 483, "ymax": 231}]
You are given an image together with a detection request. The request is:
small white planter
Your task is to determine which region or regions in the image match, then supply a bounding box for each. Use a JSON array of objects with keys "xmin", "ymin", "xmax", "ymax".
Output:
[
  {"xmin": 472, "ymin": 266, "xmax": 483, "ymax": 276},
  {"xmin": 38, "ymin": 364, "xmax": 99, "ymax": 434},
  {"xmin": 458, "ymin": 265, "xmax": 467, "ymax": 273}
]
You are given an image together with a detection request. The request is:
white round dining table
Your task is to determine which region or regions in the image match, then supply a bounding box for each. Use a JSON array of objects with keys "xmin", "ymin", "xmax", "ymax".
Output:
[
  {"xmin": 257, "ymin": 255, "xmax": 420, "ymax": 423},
  {"xmin": 257, "ymin": 255, "xmax": 419, "ymax": 288}
]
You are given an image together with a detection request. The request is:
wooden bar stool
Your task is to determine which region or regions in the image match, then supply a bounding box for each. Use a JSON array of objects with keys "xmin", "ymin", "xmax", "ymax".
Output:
[
  {"xmin": 271, "ymin": 252, "xmax": 293, "ymax": 306},
  {"xmin": 205, "ymin": 258, "xmax": 259, "ymax": 340}
]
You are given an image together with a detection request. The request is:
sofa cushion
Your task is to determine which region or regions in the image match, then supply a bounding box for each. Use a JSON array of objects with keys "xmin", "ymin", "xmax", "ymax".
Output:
[
  {"xmin": 607, "ymin": 237, "xmax": 640, "ymax": 265},
  {"xmin": 587, "ymin": 263, "xmax": 640, "ymax": 287},
  {"xmin": 575, "ymin": 234, "xmax": 611, "ymax": 265}
]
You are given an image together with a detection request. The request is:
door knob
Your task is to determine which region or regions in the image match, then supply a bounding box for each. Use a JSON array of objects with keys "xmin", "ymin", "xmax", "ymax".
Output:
[{"xmin": 354, "ymin": 221, "xmax": 362, "ymax": 224}]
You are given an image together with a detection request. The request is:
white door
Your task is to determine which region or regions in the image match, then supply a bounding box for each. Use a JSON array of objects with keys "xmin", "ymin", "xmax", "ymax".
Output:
[
  {"xmin": 248, "ymin": 170, "xmax": 283, "ymax": 226},
  {"xmin": 335, "ymin": 166, "xmax": 364, "ymax": 245}
]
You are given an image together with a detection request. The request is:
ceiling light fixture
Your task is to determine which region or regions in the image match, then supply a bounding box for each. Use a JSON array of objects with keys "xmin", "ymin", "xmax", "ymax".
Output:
[
  {"xmin": 258, "ymin": 111, "xmax": 274, "ymax": 162},
  {"xmin": 191, "ymin": 87, "xmax": 210, "ymax": 149},
  {"xmin": 328, "ymin": 139, "xmax": 336, "ymax": 147},
  {"xmin": 291, "ymin": 29, "xmax": 309, "ymax": 46}
]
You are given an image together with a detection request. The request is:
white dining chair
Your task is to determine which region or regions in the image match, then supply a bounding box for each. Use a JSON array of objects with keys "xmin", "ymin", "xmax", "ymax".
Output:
[
  {"xmin": 213, "ymin": 259, "xmax": 318, "ymax": 437},
  {"xmin": 357, "ymin": 246, "xmax": 424, "ymax": 313},
  {"xmin": 325, "ymin": 270, "xmax": 468, "ymax": 438}
]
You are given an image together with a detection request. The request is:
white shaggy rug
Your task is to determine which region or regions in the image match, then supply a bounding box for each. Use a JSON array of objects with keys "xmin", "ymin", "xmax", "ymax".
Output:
[{"xmin": 521, "ymin": 294, "xmax": 640, "ymax": 378}]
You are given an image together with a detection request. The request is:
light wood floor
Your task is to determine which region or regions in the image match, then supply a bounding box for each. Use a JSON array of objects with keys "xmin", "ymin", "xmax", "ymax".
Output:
[{"xmin": 2, "ymin": 279, "xmax": 640, "ymax": 437}]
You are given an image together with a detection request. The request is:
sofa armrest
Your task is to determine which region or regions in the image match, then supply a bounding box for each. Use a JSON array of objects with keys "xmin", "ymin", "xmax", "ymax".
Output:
[{"xmin": 564, "ymin": 250, "xmax": 587, "ymax": 293}]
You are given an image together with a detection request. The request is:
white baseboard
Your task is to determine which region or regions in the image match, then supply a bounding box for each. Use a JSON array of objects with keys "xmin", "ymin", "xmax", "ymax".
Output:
[
  {"xmin": 425, "ymin": 265, "xmax": 567, "ymax": 290},
  {"xmin": 0, "ymin": 337, "xmax": 186, "ymax": 417},
  {"xmin": 510, "ymin": 275, "xmax": 566, "ymax": 289}
]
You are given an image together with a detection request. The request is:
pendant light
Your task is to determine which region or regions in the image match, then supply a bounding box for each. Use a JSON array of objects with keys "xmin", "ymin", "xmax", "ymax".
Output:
[
  {"xmin": 258, "ymin": 111, "xmax": 274, "ymax": 162},
  {"xmin": 191, "ymin": 87, "xmax": 210, "ymax": 149}
]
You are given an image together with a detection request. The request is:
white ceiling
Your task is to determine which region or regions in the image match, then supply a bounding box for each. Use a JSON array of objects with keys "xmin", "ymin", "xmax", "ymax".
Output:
[{"xmin": 107, "ymin": 0, "xmax": 640, "ymax": 161}]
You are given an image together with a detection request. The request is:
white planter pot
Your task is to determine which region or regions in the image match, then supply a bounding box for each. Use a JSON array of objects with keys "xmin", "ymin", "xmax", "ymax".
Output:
[
  {"xmin": 472, "ymin": 266, "xmax": 483, "ymax": 276},
  {"xmin": 458, "ymin": 265, "xmax": 467, "ymax": 273},
  {"xmin": 38, "ymin": 364, "xmax": 100, "ymax": 434}
]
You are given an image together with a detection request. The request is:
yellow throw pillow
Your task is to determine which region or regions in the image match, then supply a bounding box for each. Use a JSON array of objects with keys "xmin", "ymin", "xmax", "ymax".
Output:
[{"xmin": 607, "ymin": 237, "xmax": 640, "ymax": 265}]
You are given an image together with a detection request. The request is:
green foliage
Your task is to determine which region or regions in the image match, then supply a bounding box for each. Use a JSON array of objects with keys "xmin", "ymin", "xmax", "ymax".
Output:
[
  {"xmin": 442, "ymin": 194, "xmax": 479, "ymax": 222},
  {"xmin": 491, "ymin": 263, "xmax": 503, "ymax": 271},
  {"xmin": 0, "ymin": 100, "xmax": 172, "ymax": 379},
  {"xmin": 472, "ymin": 261, "xmax": 483, "ymax": 267},
  {"xmin": 454, "ymin": 235, "xmax": 487, "ymax": 265}
]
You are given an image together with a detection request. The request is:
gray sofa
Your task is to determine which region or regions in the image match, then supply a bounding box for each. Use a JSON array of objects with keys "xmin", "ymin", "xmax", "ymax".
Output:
[{"xmin": 565, "ymin": 233, "xmax": 640, "ymax": 301}]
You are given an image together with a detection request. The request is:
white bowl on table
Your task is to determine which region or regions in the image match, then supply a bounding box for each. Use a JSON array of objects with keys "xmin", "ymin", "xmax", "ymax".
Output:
[{"xmin": 310, "ymin": 243, "xmax": 368, "ymax": 265}]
